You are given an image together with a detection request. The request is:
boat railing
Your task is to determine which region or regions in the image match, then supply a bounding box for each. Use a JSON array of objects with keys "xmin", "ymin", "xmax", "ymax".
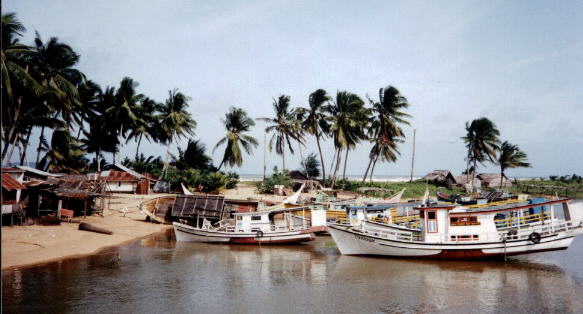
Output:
[
  {"xmin": 498, "ymin": 219, "xmax": 577, "ymax": 241},
  {"xmin": 495, "ymin": 212, "xmax": 550, "ymax": 228},
  {"xmin": 358, "ymin": 224, "xmax": 421, "ymax": 242},
  {"xmin": 466, "ymin": 199, "xmax": 522, "ymax": 209}
]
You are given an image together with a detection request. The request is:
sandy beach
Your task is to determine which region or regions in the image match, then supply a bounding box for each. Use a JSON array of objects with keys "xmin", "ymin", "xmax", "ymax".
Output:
[
  {"xmin": 1, "ymin": 193, "xmax": 172, "ymax": 269},
  {"xmin": 0, "ymin": 184, "xmax": 322, "ymax": 269}
]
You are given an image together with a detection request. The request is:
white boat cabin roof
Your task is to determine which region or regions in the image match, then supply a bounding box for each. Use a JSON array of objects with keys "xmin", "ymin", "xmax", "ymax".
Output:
[
  {"xmin": 233, "ymin": 206, "xmax": 311, "ymax": 217},
  {"xmin": 415, "ymin": 198, "xmax": 570, "ymax": 215}
]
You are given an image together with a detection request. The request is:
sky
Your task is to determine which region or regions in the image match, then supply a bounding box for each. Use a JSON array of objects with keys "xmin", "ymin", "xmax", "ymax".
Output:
[{"xmin": 6, "ymin": 0, "xmax": 583, "ymax": 177}]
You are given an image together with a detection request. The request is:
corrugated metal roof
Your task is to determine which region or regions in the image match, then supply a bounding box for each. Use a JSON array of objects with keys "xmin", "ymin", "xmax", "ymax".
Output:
[
  {"xmin": 112, "ymin": 163, "xmax": 146, "ymax": 180},
  {"xmin": 16, "ymin": 165, "xmax": 62, "ymax": 177},
  {"xmin": 100, "ymin": 170, "xmax": 139, "ymax": 182},
  {"xmin": 1, "ymin": 174, "xmax": 26, "ymax": 191}
]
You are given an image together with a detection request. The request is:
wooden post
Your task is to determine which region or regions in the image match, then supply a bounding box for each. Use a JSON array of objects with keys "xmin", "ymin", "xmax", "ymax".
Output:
[
  {"xmin": 57, "ymin": 199, "xmax": 62, "ymax": 221},
  {"xmin": 409, "ymin": 129, "xmax": 416, "ymax": 183}
]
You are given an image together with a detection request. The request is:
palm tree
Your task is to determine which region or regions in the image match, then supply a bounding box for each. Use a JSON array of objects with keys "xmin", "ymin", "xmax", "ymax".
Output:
[
  {"xmin": 81, "ymin": 85, "xmax": 119, "ymax": 172},
  {"xmin": 299, "ymin": 89, "xmax": 330, "ymax": 181},
  {"xmin": 1, "ymin": 13, "xmax": 48, "ymax": 164},
  {"xmin": 462, "ymin": 117, "xmax": 501, "ymax": 185},
  {"xmin": 362, "ymin": 86, "xmax": 411, "ymax": 182},
  {"xmin": 214, "ymin": 107, "xmax": 258, "ymax": 170},
  {"xmin": 303, "ymin": 153, "xmax": 320, "ymax": 179},
  {"xmin": 497, "ymin": 141, "xmax": 530, "ymax": 188},
  {"xmin": 158, "ymin": 89, "xmax": 196, "ymax": 167},
  {"xmin": 30, "ymin": 32, "xmax": 84, "ymax": 167},
  {"xmin": 174, "ymin": 139, "xmax": 214, "ymax": 171},
  {"xmin": 38, "ymin": 128, "xmax": 88, "ymax": 173},
  {"xmin": 325, "ymin": 91, "xmax": 367, "ymax": 187},
  {"xmin": 126, "ymin": 97, "xmax": 160, "ymax": 158},
  {"xmin": 258, "ymin": 95, "xmax": 301, "ymax": 170},
  {"xmin": 105, "ymin": 77, "xmax": 143, "ymax": 163}
]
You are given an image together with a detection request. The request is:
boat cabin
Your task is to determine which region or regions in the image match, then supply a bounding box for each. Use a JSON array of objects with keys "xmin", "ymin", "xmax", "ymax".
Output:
[
  {"xmin": 232, "ymin": 208, "xmax": 310, "ymax": 233},
  {"xmin": 417, "ymin": 198, "xmax": 582, "ymax": 243}
]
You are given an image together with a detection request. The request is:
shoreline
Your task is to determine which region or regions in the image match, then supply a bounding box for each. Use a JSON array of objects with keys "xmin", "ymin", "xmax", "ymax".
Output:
[{"xmin": 1, "ymin": 204, "xmax": 172, "ymax": 270}]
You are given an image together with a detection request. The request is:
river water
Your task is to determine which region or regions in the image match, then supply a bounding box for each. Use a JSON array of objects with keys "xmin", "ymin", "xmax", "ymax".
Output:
[{"xmin": 3, "ymin": 229, "xmax": 583, "ymax": 314}]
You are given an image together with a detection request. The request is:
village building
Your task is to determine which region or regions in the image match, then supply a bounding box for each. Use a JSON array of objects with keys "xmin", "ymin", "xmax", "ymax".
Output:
[
  {"xmin": 421, "ymin": 170, "xmax": 456, "ymax": 187},
  {"xmin": 2, "ymin": 169, "xmax": 27, "ymax": 225},
  {"xmin": 99, "ymin": 163, "xmax": 152, "ymax": 194},
  {"xmin": 15, "ymin": 165, "xmax": 62, "ymax": 184},
  {"xmin": 454, "ymin": 174, "xmax": 482, "ymax": 187},
  {"xmin": 477, "ymin": 173, "xmax": 512, "ymax": 188}
]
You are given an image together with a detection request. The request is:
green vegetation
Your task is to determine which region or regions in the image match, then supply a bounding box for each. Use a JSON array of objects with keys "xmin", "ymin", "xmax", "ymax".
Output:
[
  {"xmin": 255, "ymin": 167, "xmax": 293, "ymax": 194},
  {"xmin": 342, "ymin": 180, "xmax": 464, "ymax": 199},
  {"xmin": 303, "ymin": 153, "xmax": 320, "ymax": 179}
]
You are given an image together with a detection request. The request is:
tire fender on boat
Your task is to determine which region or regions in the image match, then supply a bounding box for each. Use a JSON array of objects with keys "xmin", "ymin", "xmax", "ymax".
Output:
[
  {"xmin": 256, "ymin": 230, "xmax": 264, "ymax": 238},
  {"xmin": 528, "ymin": 232, "xmax": 541, "ymax": 244}
]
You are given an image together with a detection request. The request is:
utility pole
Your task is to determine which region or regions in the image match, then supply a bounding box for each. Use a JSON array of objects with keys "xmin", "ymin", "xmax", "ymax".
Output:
[
  {"xmin": 409, "ymin": 129, "xmax": 416, "ymax": 183},
  {"xmin": 263, "ymin": 131, "xmax": 267, "ymax": 181}
]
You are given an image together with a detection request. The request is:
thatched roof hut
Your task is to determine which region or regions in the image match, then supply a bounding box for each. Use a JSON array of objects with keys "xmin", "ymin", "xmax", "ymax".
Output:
[
  {"xmin": 454, "ymin": 174, "xmax": 482, "ymax": 187},
  {"xmin": 421, "ymin": 170, "xmax": 456, "ymax": 187},
  {"xmin": 477, "ymin": 173, "xmax": 512, "ymax": 188}
]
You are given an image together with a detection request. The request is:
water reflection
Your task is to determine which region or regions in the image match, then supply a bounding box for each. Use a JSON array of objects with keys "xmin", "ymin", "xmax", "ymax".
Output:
[{"xmin": 3, "ymin": 231, "xmax": 583, "ymax": 313}]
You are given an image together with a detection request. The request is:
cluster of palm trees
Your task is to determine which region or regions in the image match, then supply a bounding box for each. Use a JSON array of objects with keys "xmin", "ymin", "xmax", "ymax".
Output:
[
  {"xmin": 258, "ymin": 87, "xmax": 411, "ymax": 187},
  {"xmin": 1, "ymin": 13, "xmax": 195, "ymax": 173},
  {"xmin": 462, "ymin": 117, "xmax": 530, "ymax": 187},
  {"xmin": 3, "ymin": 13, "xmax": 413, "ymax": 183}
]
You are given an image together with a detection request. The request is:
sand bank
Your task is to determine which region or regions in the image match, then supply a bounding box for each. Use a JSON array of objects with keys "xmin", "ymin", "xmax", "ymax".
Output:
[{"xmin": 1, "ymin": 194, "xmax": 172, "ymax": 270}]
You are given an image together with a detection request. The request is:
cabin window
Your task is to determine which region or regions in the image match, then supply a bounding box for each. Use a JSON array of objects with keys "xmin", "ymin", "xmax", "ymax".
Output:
[
  {"xmin": 420, "ymin": 211, "xmax": 425, "ymax": 218},
  {"xmin": 426, "ymin": 211, "xmax": 437, "ymax": 233},
  {"xmin": 251, "ymin": 216, "xmax": 262, "ymax": 221},
  {"xmin": 236, "ymin": 216, "xmax": 242, "ymax": 221},
  {"xmin": 450, "ymin": 216, "xmax": 480, "ymax": 226},
  {"xmin": 118, "ymin": 182, "xmax": 121, "ymax": 187}
]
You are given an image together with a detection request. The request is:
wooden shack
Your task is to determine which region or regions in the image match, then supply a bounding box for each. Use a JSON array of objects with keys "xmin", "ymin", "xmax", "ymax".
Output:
[
  {"xmin": 171, "ymin": 194, "xmax": 232, "ymax": 222},
  {"xmin": 477, "ymin": 173, "xmax": 512, "ymax": 188}
]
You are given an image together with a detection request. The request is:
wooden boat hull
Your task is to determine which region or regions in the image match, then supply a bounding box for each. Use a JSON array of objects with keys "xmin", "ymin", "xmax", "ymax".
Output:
[
  {"xmin": 173, "ymin": 222, "xmax": 316, "ymax": 244},
  {"xmin": 328, "ymin": 223, "xmax": 577, "ymax": 259}
]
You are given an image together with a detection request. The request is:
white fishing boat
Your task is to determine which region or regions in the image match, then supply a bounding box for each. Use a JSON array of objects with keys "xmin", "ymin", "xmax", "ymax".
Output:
[
  {"xmin": 173, "ymin": 207, "xmax": 316, "ymax": 244},
  {"xmin": 328, "ymin": 198, "xmax": 583, "ymax": 259}
]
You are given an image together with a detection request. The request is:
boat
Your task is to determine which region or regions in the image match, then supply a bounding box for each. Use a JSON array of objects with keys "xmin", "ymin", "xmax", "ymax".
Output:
[
  {"xmin": 328, "ymin": 198, "xmax": 583, "ymax": 259},
  {"xmin": 173, "ymin": 207, "xmax": 316, "ymax": 244}
]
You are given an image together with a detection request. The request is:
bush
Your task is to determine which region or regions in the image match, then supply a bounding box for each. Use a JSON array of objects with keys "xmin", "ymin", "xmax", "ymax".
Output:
[
  {"xmin": 181, "ymin": 169, "xmax": 227, "ymax": 193},
  {"xmin": 198, "ymin": 172, "xmax": 227, "ymax": 193},
  {"xmin": 225, "ymin": 172, "xmax": 240, "ymax": 189},
  {"xmin": 256, "ymin": 167, "xmax": 293, "ymax": 194}
]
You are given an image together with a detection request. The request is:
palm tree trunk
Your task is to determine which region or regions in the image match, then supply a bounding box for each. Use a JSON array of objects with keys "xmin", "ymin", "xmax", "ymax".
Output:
[
  {"xmin": 2, "ymin": 101, "xmax": 21, "ymax": 163},
  {"xmin": 76, "ymin": 118, "xmax": 84, "ymax": 140},
  {"xmin": 218, "ymin": 160, "xmax": 225, "ymax": 171},
  {"xmin": 500, "ymin": 168, "xmax": 504, "ymax": 189},
  {"xmin": 369, "ymin": 154, "xmax": 379, "ymax": 182},
  {"xmin": 1, "ymin": 125, "xmax": 16, "ymax": 163},
  {"xmin": 329, "ymin": 147, "xmax": 338, "ymax": 181},
  {"xmin": 135, "ymin": 134, "xmax": 143, "ymax": 159},
  {"xmin": 472, "ymin": 159, "xmax": 477, "ymax": 189},
  {"xmin": 342, "ymin": 148, "xmax": 349, "ymax": 180},
  {"xmin": 35, "ymin": 126, "xmax": 46, "ymax": 168},
  {"xmin": 282, "ymin": 146, "xmax": 286, "ymax": 170},
  {"xmin": 331, "ymin": 149, "xmax": 342, "ymax": 188},
  {"xmin": 298, "ymin": 142, "xmax": 307, "ymax": 177},
  {"xmin": 315, "ymin": 134, "xmax": 326, "ymax": 181},
  {"xmin": 6, "ymin": 135, "xmax": 19, "ymax": 165},
  {"xmin": 362, "ymin": 156, "xmax": 374, "ymax": 183},
  {"xmin": 19, "ymin": 128, "xmax": 32, "ymax": 165}
]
